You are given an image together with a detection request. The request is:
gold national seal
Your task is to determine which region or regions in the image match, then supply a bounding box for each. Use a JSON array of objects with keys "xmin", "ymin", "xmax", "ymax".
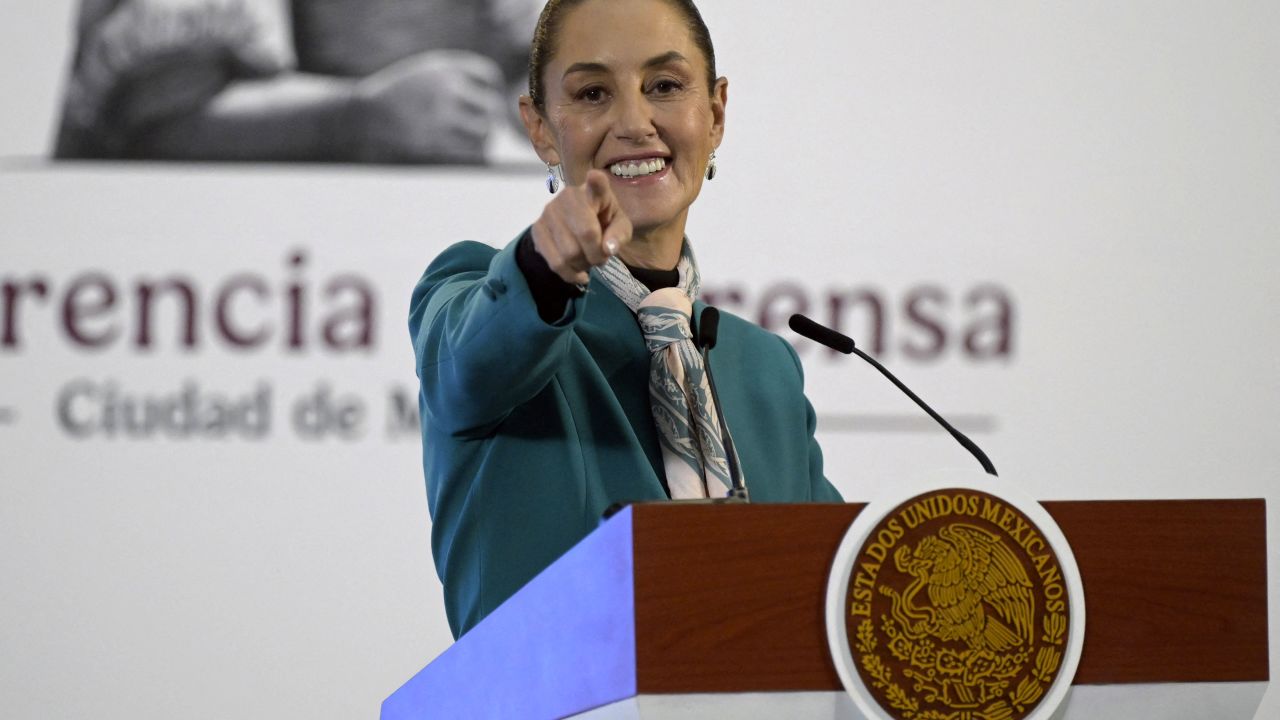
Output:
[{"xmin": 844, "ymin": 489, "xmax": 1072, "ymax": 720}]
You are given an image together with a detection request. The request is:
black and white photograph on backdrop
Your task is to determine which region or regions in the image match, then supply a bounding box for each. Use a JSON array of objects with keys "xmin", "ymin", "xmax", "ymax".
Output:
[{"xmin": 53, "ymin": 0, "xmax": 542, "ymax": 164}]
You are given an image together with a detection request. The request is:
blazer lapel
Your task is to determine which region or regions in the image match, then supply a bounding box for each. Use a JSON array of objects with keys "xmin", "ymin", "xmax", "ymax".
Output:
[{"xmin": 576, "ymin": 284, "xmax": 647, "ymax": 379}]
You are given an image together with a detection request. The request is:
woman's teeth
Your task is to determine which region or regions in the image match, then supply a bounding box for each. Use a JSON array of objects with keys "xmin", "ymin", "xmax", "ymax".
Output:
[{"xmin": 609, "ymin": 158, "xmax": 666, "ymax": 178}]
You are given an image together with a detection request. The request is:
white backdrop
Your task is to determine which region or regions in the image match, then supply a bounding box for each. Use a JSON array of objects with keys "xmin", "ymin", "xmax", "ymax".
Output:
[{"xmin": 2, "ymin": 2, "xmax": 1277, "ymax": 718}]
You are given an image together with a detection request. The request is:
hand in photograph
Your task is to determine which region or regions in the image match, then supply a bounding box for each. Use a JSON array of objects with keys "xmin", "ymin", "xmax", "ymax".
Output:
[{"xmin": 346, "ymin": 50, "xmax": 506, "ymax": 165}]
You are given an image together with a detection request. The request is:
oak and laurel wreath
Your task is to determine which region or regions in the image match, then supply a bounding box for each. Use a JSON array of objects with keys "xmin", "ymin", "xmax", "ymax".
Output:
[
  {"xmin": 853, "ymin": 603, "xmax": 1067, "ymax": 720},
  {"xmin": 855, "ymin": 618, "xmax": 920, "ymax": 716}
]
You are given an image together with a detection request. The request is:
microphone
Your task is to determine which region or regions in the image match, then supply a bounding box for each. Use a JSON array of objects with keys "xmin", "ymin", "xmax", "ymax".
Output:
[
  {"xmin": 598, "ymin": 307, "xmax": 748, "ymax": 520},
  {"xmin": 787, "ymin": 314, "xmax": 998, "ymax": 477},
  {"xmin": 698, "ymin": 307, "xmax": 749, "ymax": 500}
]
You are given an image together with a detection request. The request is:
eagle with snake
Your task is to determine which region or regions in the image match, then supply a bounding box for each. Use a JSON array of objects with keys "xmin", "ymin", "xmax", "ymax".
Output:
[{"xmin": 885, "ymin": 523, "xmax": 1035, "ymax": 652}]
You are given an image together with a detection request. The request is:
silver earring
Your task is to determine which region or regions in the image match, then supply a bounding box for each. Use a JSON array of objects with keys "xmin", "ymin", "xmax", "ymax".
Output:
[
  {"xmin": 546, "ymin": 164, "xmax": 561, "ymax": 194},
  {"xmin": 705, "ymin": 151, "xmax": 717, "ymax": 181}
]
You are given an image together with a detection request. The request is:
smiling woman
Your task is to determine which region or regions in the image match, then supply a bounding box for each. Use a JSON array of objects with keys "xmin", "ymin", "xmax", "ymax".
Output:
[
  {"xmin": 520, "ymin": 0, "xmax": 726, "ymax": 271},
  {"xmin": 408, "ymin": 0, "xmax": 843, "ymax": 639}
]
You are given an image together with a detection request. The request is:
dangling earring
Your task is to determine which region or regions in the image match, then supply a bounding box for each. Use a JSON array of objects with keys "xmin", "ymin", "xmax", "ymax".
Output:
[
  {"xmin": 545, "ymin": 164, "xmax": 561, "ymax": 194},
  {"xmin": 705, "ymin": 151, "xmax": 718, "ymax": 181}
]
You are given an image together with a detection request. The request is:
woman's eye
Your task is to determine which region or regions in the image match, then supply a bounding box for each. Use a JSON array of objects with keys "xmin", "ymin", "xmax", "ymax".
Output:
[
  {"xmin": 577, "ymin": 86, "xmax": 607, "ymax": 103},
  {"xmin": 651, "ymin": 79, "xmax": 683, "ymax": 95}
]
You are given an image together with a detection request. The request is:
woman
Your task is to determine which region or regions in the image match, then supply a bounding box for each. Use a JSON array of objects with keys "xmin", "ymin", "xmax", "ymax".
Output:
[{"xmin": 411, "ymin": 0, "xmax": 842, "ymax": 639}]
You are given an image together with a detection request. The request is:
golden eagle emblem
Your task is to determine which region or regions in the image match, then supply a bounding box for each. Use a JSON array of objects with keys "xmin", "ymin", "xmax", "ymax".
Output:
[
  {"xmin": 842, "ymin": 489, "xmax": 1073, "ymax": 720},
  {"xmin": 886, "ymin": 523, "xmax": 1035, "ymax": 653}
]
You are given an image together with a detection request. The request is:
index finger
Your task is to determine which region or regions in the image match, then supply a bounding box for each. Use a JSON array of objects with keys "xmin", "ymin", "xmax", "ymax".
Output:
[
  {"xmin": 582, "ymin": 169, "xmax": 615, "ymax": 210},
  {"xmin": 601, "ymin": 208, "xmax": 632, "ymax": 258},
  {"xmin": 582, "ymin": 170, "xmax": 631, "ymax": 256}
]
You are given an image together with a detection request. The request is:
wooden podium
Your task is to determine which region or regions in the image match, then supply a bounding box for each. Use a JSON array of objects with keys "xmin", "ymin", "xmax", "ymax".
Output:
[{"xmin": 382, "ymin": 501, "xmax": 1268, "ymax": 719}]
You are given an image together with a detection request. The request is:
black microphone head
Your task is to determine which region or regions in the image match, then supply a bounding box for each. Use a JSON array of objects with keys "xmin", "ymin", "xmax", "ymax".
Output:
[
  {"xmin": 788, "ymin": 314, "xmax": 855, "ymax": 354},
  {"xmin": 698, "ymin": 306, "xmax": 720, "ymax": 350}
]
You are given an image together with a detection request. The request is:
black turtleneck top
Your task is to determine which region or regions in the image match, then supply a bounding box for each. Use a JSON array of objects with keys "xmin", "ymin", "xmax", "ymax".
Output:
[{"xmin": 516, "ymin": 231, "xmax": 679, "ymax": 322}]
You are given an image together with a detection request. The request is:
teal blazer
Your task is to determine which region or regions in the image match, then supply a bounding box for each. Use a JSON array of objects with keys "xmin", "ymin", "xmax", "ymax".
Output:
[{"xmin": 410, "ymin": 236, "xmax": 842, "ymax": 638}]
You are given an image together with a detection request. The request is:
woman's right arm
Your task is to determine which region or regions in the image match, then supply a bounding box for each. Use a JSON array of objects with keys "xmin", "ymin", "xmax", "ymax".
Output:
[
  {"xmin": 411, "ymin": 171, "xmax": 632, "ymax": 436},
  {"xmin": 411, "ymin": 237, "xmax": 578, "ymax": 436}
]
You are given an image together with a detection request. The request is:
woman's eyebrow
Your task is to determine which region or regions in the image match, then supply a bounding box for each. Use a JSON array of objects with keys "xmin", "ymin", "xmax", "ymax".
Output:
[
  {"xmin": 562, "ymin": 51, "xmax": 689, "ymax": 79},
  {"xmin": 642, "ymin": 51, "xmax": 688, "ymax": 70}
]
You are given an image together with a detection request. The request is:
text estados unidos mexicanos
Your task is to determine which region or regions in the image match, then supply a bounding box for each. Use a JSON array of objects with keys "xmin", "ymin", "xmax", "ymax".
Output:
[{"xmin": 849, "ymin": 492, "xmax": 1067, "ymax": 618}]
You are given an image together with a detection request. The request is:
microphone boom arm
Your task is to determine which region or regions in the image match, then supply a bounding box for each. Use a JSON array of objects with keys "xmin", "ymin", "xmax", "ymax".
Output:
[{"xmin": 788, "ymin": 314, "xmax": 997, "ymax": 477}]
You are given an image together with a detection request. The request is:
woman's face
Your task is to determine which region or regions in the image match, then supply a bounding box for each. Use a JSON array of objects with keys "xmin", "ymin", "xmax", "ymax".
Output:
[{"xmin": 523, "ymin": 0, "xmax": 727, "ymax": 245}]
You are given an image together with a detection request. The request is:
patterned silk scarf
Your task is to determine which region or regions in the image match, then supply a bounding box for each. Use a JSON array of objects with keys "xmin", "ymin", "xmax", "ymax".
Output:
[{"xmin": 592, "ymin": 243, "xmax": 735, "ymax": 499}]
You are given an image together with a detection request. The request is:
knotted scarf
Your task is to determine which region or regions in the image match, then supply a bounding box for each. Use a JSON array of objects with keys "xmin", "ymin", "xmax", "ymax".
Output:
[{"xmin": 591, "ymin": 243, "xmax": 736, "ymax": 499}]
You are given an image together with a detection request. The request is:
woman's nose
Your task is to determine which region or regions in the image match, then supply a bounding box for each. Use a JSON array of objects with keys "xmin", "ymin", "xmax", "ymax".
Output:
[{"xmin": 612, "ymin": 88, "xmax": 657, "ymax": 142}]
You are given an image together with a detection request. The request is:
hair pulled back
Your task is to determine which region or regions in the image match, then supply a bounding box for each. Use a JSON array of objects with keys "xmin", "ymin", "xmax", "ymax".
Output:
[{"xmin": 528, "ymin": 0, "xmax": 718, "ymax": 110}]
